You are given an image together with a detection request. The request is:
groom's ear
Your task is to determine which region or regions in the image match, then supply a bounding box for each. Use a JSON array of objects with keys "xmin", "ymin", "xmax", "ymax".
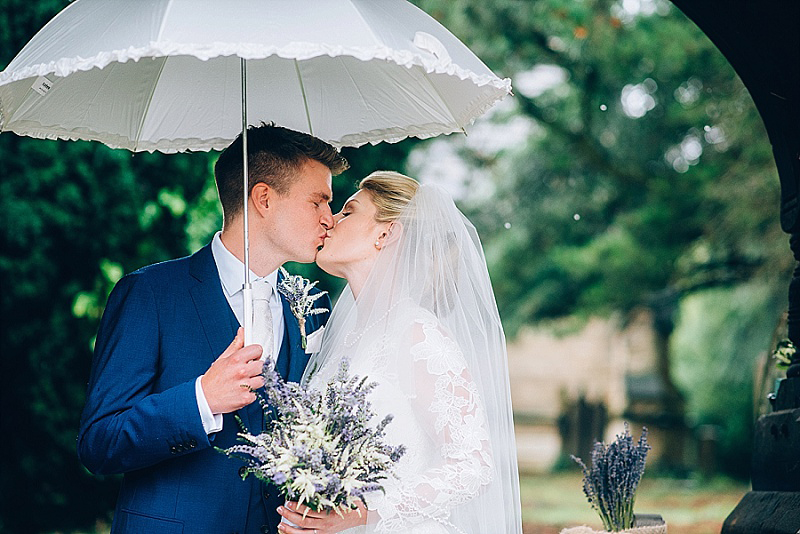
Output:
[{"xmin": 250, "ymin": 182, "xmax": 271, "ymax": 217}]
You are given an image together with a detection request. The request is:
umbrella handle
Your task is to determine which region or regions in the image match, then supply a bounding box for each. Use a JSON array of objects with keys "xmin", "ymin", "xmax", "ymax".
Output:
[{"xmin": 243, "ymin": 284, "xmax": 254, "ymax": 346}]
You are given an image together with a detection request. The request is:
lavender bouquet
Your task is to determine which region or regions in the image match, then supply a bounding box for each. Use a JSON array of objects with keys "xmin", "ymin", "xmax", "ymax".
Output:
[
  {"xmin": 222, "ymin": 358, "xmax": 405, "ymax": 515},
  {"xmin": 571, "ymin": 424, "xmax": 651, "ymax": 532}
]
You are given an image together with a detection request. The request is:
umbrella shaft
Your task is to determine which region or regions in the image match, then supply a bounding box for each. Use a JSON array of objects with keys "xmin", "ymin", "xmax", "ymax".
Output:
[
  {"xmin": 242, "ymin": 58, "xmax": 250, "ymax": 283},
  {"xmin": 241, "ymin": 58, "xmax": 253, "ymax": 345}
]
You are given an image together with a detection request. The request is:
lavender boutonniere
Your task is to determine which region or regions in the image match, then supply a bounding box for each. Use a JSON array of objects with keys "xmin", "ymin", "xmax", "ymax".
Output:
[
  {"xmin": 277, "ymin": 267, "xmax": 329, "ymax": 349},
  {"xmin": 571, "ymin": 424, "xmax": 651, "ymax": 532}
]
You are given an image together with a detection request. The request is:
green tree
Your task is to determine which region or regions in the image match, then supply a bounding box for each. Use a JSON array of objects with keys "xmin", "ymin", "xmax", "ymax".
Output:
[
  {"xmin": 1, "ymin": 3, "xmax": 216, "ymax": 531},
  {"xmin": 415, "ymin": 0, "xmax": 787, "ymax": 475},
  {"xmin": 0, "ymin": 136, "xmax": 218, "ymax": 533}
]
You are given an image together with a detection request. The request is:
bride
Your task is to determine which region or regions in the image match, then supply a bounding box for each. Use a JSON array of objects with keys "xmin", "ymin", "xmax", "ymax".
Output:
[{"xmin": 276, "ymin": 171, "xmax": 522, "ymax": 534}]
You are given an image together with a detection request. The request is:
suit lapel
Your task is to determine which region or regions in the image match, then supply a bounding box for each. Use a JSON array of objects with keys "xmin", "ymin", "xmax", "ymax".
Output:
[
  {"xmin": 188, "ymin": 244, "xmax": 252, "ymax": 430},
  {"xmin": 189, "ymin": 244, "xmax": 239, "ymax": 360}
]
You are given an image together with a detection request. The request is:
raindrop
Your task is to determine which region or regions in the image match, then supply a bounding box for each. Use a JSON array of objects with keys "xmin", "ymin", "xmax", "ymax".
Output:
[
  {"xmin": 504, "ymin": 222, "xmax": 512, "ymax": 229},
  {"xmin": 573, "ymin": 214, "xmax": 581, "ymax": 221},
  {"xmin": 600, "ymin": 104, "xmax": 608, "ymax": 111}
]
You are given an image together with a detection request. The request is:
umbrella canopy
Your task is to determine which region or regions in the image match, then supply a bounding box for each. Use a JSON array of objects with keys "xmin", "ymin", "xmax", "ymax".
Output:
[
  {"xmin": 0, "ymin": 0, "xmax": 511, "ymax": 152},
  {"xmin": 0, "ymin": 0, "xmax": 511, "ymax": 345}
]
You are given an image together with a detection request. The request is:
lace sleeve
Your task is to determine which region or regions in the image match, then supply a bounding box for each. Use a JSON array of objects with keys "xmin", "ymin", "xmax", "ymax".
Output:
[{"xmin": 369, "ymin": 318, "xmax": 494, "ymax": 532}]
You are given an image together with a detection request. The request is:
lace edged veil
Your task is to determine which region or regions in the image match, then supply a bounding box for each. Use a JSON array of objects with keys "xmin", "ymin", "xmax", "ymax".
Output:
[{"xmin": 302, "ymin": 184, "xmax": 522, "ymax": 533}]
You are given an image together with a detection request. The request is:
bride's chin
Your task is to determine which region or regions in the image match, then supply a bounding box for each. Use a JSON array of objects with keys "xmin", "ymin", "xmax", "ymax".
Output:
[{"xmin": 314, "ymin": 251, "xmax": 339, "ymax": 278}]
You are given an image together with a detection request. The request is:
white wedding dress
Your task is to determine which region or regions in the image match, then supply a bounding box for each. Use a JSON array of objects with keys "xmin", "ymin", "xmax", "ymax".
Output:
[{"xmin": 303, "ymin": 185, "xmax": 522, "ymax": 533}]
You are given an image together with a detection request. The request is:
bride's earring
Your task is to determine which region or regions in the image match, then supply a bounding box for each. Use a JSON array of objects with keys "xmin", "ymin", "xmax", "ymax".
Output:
[{"xmin": 374, "ymin": 240, "xmax": 381, "ymax": 250}]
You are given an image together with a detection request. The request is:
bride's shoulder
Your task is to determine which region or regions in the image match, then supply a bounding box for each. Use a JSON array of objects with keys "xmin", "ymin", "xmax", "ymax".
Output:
[
  {"xmin": 396, "ymin": 305, "xmax": 459, "ymax": 349},
  {"xmin": 394, "ymin": 304, "xmax": 437, "ymax": 330}
]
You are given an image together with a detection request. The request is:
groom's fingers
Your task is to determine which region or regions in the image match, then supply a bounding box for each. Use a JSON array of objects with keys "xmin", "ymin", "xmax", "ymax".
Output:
[
  {"xmin": 243, "ymin": 357, "xmax": 264, "ymax": 376},
  {"xmin": 219, "ymin": 327, "xmax": 244, "ymax": 359},
  {"xmin": 245, "ymin": 371, "xmax": 265, "ymax": 390},
  {"xmin": 230, "ymin": 343, "xmax": 263, "ymax": 364},
  {"xmin": 202, "ymin": 332, "xmax": 266, "ymax": 413}
]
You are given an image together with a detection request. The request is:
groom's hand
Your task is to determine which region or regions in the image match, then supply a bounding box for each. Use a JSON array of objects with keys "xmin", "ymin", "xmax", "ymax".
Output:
[{"xmin": 201, "ymin": 327, "xmax": 265, "ymax": 414}]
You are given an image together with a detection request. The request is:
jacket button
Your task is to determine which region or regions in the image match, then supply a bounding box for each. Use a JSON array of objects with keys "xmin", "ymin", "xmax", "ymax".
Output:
[
  {"xmin": 170, "ymin": 445, "xmax": 178, "ymax": 454},
  {"xmin": 189, "ymin": 438, "xmax": 197, "ymax": 447},
  {"xmin": 238, "ymin": 466, "xmax": 247, "ymax": 477},
  {"xmin": 260, "ymin": 526, "xmax": 270, "ymax": 534}
]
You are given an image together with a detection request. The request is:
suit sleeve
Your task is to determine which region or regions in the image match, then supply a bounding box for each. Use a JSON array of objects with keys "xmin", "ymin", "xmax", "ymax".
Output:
[{"xmin": 77, "ymin": 272, "xmax": 210, "ymax": 475}]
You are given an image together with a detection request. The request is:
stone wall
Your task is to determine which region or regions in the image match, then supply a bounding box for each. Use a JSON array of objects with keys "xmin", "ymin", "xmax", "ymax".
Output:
[{"xmin": 507, "ymin": 309, "xmax": 672, "ymax": 471}]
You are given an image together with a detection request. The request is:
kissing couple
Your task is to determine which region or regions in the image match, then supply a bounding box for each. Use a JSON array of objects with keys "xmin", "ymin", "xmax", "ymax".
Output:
[{"xmin": 78, "ymin": 123, "xmax": 522, "ymax": 534}]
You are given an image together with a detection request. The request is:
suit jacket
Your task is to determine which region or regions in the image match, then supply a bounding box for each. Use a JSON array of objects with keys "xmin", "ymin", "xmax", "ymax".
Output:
[{"xmin": 77, "ymin": 243, "xmax": 331, "ymax": 534}]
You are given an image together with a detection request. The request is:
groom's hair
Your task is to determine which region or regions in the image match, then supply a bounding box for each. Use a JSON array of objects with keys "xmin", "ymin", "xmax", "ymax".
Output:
[{"xmin": 214, "ymin": 122, "xmax": 349, "ymax": 225}]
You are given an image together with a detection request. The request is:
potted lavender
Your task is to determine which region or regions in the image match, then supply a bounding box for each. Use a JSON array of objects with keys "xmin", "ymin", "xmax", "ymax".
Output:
[{"xmin": 561, "ymin": 424, "xmax": 665, "ymax": 534}]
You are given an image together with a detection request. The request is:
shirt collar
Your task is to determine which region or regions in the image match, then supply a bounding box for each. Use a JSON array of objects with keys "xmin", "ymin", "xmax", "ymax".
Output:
[{"xmin": 211, "ymin": 231, "xmax": 279, "ymax": 298}]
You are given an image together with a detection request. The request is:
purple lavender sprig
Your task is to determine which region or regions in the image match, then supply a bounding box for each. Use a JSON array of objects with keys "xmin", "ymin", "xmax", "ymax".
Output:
[
  {"xmin": 221, "ymin": 357, "xmax": 405, "ymax": 515},
  {"xmin": 571, "ymin": 423, "xmax": 650, "ymax": 532}
]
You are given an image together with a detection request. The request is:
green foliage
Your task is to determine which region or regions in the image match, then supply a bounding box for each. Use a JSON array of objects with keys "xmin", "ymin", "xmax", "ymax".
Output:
[
  {"xmin": 1, "ymin": 7, "xmax": 216, "ymax": 530},
  {"xmin": 670, "ymin": 283, "xmax": 786, "ymax": 478},
  {"xmin": 417, "ymin": 0, "xmax": 786, "ymax": 333},
  {"xmin": 0, "ymin": 132, "xmax": 216, "ymax": 532},
  {"xmin": 415, "ymin": 0, "xmax": 789, "ymax": 479}
]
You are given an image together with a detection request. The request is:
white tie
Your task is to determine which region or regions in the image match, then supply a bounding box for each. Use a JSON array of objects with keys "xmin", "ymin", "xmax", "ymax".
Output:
[{"xmin": 251, "ymin": 279, "xmax": 274, "ymax": 364}]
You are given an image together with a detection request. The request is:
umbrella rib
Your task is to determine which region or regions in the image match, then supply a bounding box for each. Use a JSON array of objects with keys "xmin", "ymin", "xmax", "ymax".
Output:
[
  {"xmin": 156, "ymin": 0, "xmax": 176, "ymax": 42},
  {"xmin": 293, "ymin": 60, "xmax": 313, "ymax": 136},
  {"xmin": 133, "ymin": 57, "xmax": 168, "ymax": 152},
  {"xmin": 421, "ymin": 71, "xmax": 462, "ymax": 134}
]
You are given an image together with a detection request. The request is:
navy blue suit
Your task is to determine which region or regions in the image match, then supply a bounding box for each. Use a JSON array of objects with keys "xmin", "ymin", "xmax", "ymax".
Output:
[{"xmin": 78, "ymin": 243, "xmax": 330, "ymax": 534}]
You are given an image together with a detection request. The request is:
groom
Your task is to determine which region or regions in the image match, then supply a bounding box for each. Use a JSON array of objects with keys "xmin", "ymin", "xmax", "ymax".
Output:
[{"xmin": 78, "ymin": 123, "xmax": 347, "ymax": 533}]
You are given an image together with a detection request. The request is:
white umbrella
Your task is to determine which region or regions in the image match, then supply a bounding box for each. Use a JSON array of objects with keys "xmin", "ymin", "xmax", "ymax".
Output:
[{"xmin": 0, "ymin": 0, "xmax": 511, "ymax": 341}]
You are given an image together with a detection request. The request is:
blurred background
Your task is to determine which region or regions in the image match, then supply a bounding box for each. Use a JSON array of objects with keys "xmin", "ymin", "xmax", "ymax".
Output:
[{"xmin": 0, "ymin": 0, "xmax": 788, "ymax": 532}]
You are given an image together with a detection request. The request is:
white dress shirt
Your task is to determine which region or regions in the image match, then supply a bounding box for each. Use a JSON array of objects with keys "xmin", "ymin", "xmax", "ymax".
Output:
[{"xmin": 194, "ymin": 232, "xmax": 286, "ymax": 434}]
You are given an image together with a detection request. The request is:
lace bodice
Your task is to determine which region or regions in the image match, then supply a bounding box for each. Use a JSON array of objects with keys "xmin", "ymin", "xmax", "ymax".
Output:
[{"xmin": 326, "ymin": 308, "xmax": 494, "ymax": 534}]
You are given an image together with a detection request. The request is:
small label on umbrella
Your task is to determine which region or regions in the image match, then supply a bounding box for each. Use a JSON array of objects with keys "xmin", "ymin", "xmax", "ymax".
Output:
[{"xmin": 32, "ymin": 76, "xmax": 53, "ymax": 96}]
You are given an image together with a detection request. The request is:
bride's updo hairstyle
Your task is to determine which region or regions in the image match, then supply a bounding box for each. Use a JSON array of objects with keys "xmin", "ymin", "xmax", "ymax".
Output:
[
  {"xmin": 358, "ymin": 171, "xmax": 419, "ymax": 223},
  {"xmin": 360, "ymin": 171, "xmax": 461, "ymax": 313}
]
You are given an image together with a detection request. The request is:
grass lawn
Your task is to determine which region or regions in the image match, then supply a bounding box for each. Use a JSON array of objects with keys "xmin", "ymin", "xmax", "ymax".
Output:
[
  {"xmin": 520, "ymin": 472, "xmax": 749, "ymax": 534},
  {"xmin": 67, "ymin": 472, "xmax": 749, "ymax": 534}
]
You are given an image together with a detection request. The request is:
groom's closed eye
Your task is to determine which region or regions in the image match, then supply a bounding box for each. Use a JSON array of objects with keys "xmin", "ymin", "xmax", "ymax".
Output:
[{"xmin": 310, "ymin": 192, "xmax": 331, "ymax": 207}]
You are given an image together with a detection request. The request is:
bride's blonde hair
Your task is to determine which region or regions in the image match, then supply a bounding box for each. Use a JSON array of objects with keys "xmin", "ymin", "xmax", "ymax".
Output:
[{"xmin": 359, "ymin": 171, "xmax": 420, "ymax": 223}]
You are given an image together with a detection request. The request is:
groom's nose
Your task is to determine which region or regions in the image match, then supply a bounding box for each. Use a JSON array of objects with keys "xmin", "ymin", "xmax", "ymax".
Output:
[{"xmin": 320, "ymin": 206, "xmax": 334, "ymax": 230}]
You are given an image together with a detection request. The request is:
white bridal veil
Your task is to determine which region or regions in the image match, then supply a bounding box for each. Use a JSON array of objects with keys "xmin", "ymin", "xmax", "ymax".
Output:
[{"xmin": 303, "ymin": 184, "xmax": 522, "ymax": 533}]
